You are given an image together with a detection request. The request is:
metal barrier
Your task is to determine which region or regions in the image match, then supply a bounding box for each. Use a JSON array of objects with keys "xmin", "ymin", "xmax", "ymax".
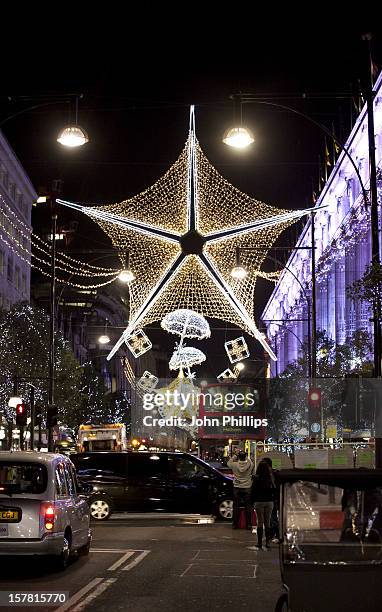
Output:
[{"xmin": 249, "ymin": 441, "xmax": 375, "ymax": 470}]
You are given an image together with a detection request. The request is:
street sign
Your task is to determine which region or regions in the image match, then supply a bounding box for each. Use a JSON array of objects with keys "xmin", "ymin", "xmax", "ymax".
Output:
[{"xmin": 326, "ymin": 422, "xmax": 337, "ymax": 438}]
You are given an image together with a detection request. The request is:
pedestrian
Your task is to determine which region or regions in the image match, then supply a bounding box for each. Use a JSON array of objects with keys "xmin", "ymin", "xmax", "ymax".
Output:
[
  {"xmin": 260, "ymin": 457, "xmax": 280, "ymax": 542},
  {"xmin": 252, "ymin": 460, "xmax": 276, "ymax": 549},
  {"xmin": 227, "ymin": 449, "xmax": 254, "ymax": 529}
]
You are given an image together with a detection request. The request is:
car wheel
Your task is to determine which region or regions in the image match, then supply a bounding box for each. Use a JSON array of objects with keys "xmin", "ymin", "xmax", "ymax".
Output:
[
  {"xmin": 216, "ymin": 498, "xmax": 234, "ymax": 521},
  {"xmin": 55, "ymin": 535, "xmax": 71, "ymax": 571},
  {"xmin": 89, "ymin": 497, "xmax": 112, "ymax": 520}
]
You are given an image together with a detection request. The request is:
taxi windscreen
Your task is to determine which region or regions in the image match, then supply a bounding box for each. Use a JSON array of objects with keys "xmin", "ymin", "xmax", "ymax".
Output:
[{"xmin": 0, "ymin": 462, "xmax": 47, "ymax": 494}]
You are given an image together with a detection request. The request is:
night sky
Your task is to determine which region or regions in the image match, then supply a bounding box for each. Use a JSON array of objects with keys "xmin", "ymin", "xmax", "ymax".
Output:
[{"xmin": 1, "ymin": 17, "xmax": 381, "ymax": 378}]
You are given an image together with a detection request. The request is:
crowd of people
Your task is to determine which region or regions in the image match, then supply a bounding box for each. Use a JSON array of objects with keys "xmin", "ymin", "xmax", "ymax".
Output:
[{"xmin": 227, "ymin": 450, "xmax": 279, "ymax": 550}]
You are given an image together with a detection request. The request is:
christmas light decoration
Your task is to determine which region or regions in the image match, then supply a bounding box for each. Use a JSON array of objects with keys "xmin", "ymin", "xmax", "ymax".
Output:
[
  {"xmin": 124, "ymin": 328, "xmax": 152, "ymax": 358},
  {"xmin": 169, "ymin": 346, "xmax": 206, "ymax": 371},
  {"xmin": 57, "ymin": 107, "xmax": 324, "ymax": 361},
  {"xmin": 122, "ymin": 357, "xmax": 136, "ymax": 388},
  {"xmin": 161, "ymin": 309, "xmax": 210, "ymax": 341},
  {"xmin": 154, "ymin": 375, "xmax": 200, "ymax": 437},
  {"xmin": 217, "ymin": 367, "xmax": 237, "ymax": 381},
  {"xmin": 0, "ymin": 195, "xmax": 122, "ymax": 289},
  {"xmin": 225, "ymin": 336, "xmax": 250, "ymax": 364},
  {"xmin": 137, "ymin": 371, "xmax": 158, "ymax": 391}
]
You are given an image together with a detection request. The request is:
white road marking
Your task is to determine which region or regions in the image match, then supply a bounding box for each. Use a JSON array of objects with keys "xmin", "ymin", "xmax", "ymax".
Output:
[
  {"xmin": 57, "ymin": 577, "xmax": 104, "ymax": 611},
  {"xmin": 180, "ymin": 563, "xmax": 193, "ymax": 577},
  {"xmin": 91, "ymin": 548, "xmax": 147, "ymax": 553},
  {"xmin": 107, "ymin": 551, "xmax": 135, "ymax": 572},
  {"xmin": 190, "ymin": 574, "xmax": 257, "ymax": 578},
  {"xmin": 122, "ymin": 549, "xmax": 150, "ymax": 571},
  {"xmin": 70, "ymin": 578, "xmax": 117, "ymax": 612},
  {"xmin": 57, "ymin": 549, "xmax": 151, "ymax": 610},
  {"xmin": 190, "ymin": 550, "xmax": 200, "ymax": 561},
  {"xmin": 196, "ymin": 562, "xmax": 258, "ymax": 565}
]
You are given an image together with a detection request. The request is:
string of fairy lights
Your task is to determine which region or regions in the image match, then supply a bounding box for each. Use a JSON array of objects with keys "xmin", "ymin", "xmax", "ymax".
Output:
[{"xmin": 0, "ymin": 195, "xmax": 122, "ymax": 289}]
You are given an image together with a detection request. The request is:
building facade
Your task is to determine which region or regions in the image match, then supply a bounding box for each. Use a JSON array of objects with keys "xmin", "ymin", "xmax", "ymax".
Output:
[
  {"xmin": 0, "ymin": 130, "xmax": 36, "ymax": 309},
  {"xmin": 262, "ymin": 74, "xmax": 382, "ymax": 375}
]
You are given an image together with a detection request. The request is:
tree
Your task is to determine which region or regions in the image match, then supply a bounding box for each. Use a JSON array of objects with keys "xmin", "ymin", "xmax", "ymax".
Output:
[
  {"xmin": 346, "ymin": 261, "xmax": 382, "ymax": 317},
  {"xmin": 0, "ymin": 302, "xmax": 123, "ymax": 432},
  {"xmin": 0, "ymin": 302, "xmax": 83, "ymax": 425},
  {"xmin": 267, "ymin": 330, "xmax": 373, "ymax": 439}
]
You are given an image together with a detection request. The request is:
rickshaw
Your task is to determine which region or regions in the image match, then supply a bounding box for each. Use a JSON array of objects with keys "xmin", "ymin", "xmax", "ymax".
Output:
[{"xmin": 275, "ymin": 469, "xmax": 382, "ymax": 612}]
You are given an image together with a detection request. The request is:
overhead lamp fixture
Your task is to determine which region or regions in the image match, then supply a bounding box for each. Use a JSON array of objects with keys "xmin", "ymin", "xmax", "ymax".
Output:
[
  {"xmin": 118, "ymin": 251, "xmax": 135, "ymax": 283},
  {"xmin": 235, "ymin": 362, "xmax": 245, "ymax": 372},
  {"xmin": 57, "ymin": 125, "xmax": 89, "ymax": 148},
  {"xmin": 223, "ymin": 95, "xmax": 254, "ymax": 149},
  {"xmin": 230, "ymin": 264, "xmax": 248, "ymax": 280},
  {"xmin": 98, "ymin": 333, "xmax": 110, "ymax": 345},
  {"xmin": 230, "ymin": 248, "xmax": 248, "ymax": 279},
  {"xmin": 118, "ymin": 269, "xmax": 135, "ymax": 283},
  {"xmin": 98, "ymin": 321, "xmax": 110, "ymax": 345},
  {"xmin": 223, "ymin": 126, "xmax": 254, "ymax": 149},
  {"xmin": 57, "ymin": 96, "xmax": 89, "ymax": 148}
]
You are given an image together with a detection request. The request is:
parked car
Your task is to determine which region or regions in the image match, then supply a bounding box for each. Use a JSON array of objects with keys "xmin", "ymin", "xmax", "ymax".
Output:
[
  {"xmin": 0, "ymin": 451, "xmax": 92, "ymax": 569},
  {"xmin": 71, "ymin": 451, "xmax": 234, "ymax": 521}
]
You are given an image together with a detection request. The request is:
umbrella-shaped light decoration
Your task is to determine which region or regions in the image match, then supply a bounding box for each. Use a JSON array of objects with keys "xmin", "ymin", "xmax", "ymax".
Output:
[
  {"xmin": 162, "ymin": 309, "xmax": 210, "ymax": 382},
  {"xmin": 161, "ymin": 309, "xmax": 210, "ymax": 343},
  {"xmin": 169, "ymin": 345, "xmax": 206, "ymax": 380}
]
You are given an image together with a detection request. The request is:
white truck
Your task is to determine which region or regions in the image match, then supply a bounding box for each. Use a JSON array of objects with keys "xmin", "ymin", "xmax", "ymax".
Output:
[{"xmin": 77, "ymin": 423, "xmax": 127, "ymax": 452}]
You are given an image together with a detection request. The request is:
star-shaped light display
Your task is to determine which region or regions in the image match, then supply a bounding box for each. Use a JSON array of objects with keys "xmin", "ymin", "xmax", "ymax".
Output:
[{"xmin": 58, "ymin": 107, "xmax": 320, "ymax": 362}]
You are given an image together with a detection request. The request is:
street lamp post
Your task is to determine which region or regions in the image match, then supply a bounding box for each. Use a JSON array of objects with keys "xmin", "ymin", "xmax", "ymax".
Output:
[{"xmin": 48, "ymin": 205, "xmax": 57, "ymax": 452}]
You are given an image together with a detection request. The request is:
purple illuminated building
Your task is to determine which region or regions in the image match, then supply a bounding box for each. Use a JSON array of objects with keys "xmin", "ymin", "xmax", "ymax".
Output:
[{"xmin": 262, "ymin": 74, "xmax": 382, "ymax": 375}]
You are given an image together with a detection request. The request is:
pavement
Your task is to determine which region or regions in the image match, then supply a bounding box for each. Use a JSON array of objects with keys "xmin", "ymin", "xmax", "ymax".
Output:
[{"xmin": 0, "ymin": 520, "xmax": 284, "ymax": 611}]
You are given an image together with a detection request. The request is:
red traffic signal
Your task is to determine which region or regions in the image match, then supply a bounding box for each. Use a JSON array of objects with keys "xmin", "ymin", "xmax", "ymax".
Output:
[
  {"xmin": 15, "ymin": 403, "xmax": 27, "ymax": 427},
  {"xmin": 307, "ymin": 388, "xmax": 321, "ymax": 407}
]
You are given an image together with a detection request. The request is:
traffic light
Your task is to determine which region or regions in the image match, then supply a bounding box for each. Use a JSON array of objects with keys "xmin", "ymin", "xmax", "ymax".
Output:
[
  {"xmin": 307, "ymin": 388, "xmax": 322, "ymax": 437},
  {"xmin": 15, "ymin": 403, "xmax": 27, "ymax": 427},
  {"xmin": 47, "ymin": 405, "xmax": 58, "ymax": 428},
  {"xmin": 308, "ymin": 388, "xmax": 321, "ymax": 407}
]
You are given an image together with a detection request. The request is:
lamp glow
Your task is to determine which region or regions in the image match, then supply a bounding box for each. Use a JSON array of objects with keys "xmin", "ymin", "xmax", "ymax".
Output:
[
  {"xmin": 98, "ymin": 334, "xmax": 110, "ymax": 345},
  {"xmin": 230, "ymin": 265, "xmax": 248, "ymax": 280},
  {"xmin": 57, "ymin": 125, "xmax": 89, "ymax": 148},
  {"xmin": 118, "ymin": 269, "xmax": 135, "ymax": 283},
  {"xmin": 236, "ymin": 362, "xmax": 245, "ymax": 371},
  {"xmin": 223, "ymin": 126, "xmax": 254, "ymax": 149},
  {"xmin": 8, "ymin": 396, "xmax": 22, "ymax": 408}
]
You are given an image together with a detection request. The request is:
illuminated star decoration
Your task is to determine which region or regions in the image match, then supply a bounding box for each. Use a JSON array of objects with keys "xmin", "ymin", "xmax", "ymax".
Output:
[{"xmin": 57, "ymin": 106, "xmax": 324, "ymax": 362}]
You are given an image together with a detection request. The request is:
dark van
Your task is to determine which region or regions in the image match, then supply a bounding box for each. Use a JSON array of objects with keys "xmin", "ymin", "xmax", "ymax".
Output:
[{"xmin": 71, "ymin": 451, "xmax": 234, "ymax": 521}]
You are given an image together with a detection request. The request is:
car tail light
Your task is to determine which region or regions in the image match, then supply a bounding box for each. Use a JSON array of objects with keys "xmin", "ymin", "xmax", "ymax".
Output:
[{"xmin": 43, "ymin": 505, "xmax": 55, "ymax": 531}]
